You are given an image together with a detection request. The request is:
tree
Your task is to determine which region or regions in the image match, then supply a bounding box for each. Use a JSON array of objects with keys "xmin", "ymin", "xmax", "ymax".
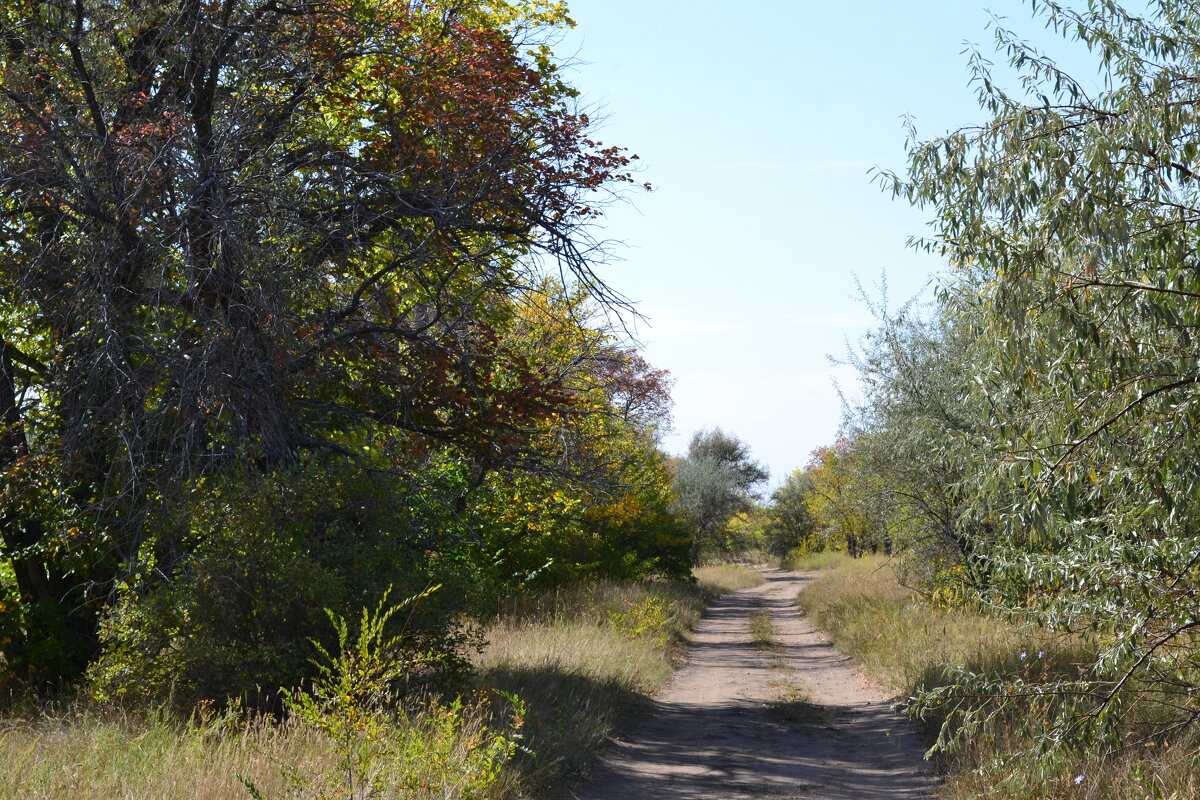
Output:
[
  {"xmin": 837, "ymin": 289, "xmax": 989, "ymax": 584},
  {"xmin": 801, "ymin": 440, "xmax": 889, "ymax": 558},
  {"xmin": 670, "ymin": 428, "xmax": 767, "ymax": 561},
  {"xmin": 879, "ymin": 0, "xmax": 1200, "ymax": 751},
  {"xmin": 0, "ymin": 0, "xmax": 646, "ymax": 686},
  {"xmin": 764, "ymin": 469, "xmax": 817, "ymax": 559}
]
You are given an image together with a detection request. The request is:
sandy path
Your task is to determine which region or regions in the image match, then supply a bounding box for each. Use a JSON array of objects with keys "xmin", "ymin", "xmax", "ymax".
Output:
[{"xmin": 567, "ymin": 567, "xmax": 933, "ymax": 799}]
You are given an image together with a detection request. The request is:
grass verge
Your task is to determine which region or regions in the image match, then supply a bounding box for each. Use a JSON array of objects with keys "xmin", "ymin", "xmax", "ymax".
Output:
[
  {"xmin": 781, "ymin": 550, "xmax": 849, "ymax": 571},
  {"xmin": 693, "ymin": 562, "xmax": 764, "ymax": 594},
  {"xmin": 0, "ymin": 567, "xmax": 753, "ymax": 800},
  {"xmin": 474, "ymin": 578, "xmax": 708, "ymax": 795},
  {"xmin": 797, "ymin": 553, "xmax": 1200, "ymax": 800}
]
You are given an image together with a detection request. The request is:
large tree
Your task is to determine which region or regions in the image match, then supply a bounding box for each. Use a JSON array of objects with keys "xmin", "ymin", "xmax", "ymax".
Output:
[
  {"xmin": 880, "ymin": 0, "xmax": 1200, "ymax": 750},
  {"xmin": 0, "ymin": 0, "xmax": 644, "ymax": 684}
]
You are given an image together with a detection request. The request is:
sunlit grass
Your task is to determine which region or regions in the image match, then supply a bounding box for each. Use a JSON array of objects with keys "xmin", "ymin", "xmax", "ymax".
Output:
[
  {"xmin": 781, "ymin": 549, "xmax": 850, "ymax": 571},
  {"xmin": 469, "ymin": 577, "xmax": 718, "ymax": 795},
  {"xmin": 0, "ymin": 574, "xmax": 729, "ymax": 800},
  {"xmin": 693, "ymin": 562, "xmax": 764, "ymax": 594},
  {"xmin": 0, "ymin": 709, "xmax": 329, "ymax": 800},
  {"xmin": 797, "ymin": 553, "xmax": 1200, "ymax": 800}
]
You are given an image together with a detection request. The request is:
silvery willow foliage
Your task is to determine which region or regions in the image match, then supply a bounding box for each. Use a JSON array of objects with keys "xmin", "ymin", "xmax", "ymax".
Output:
[{"xmin": 877, "ymin": 0, "xmax": 1200, "ymax": 749}]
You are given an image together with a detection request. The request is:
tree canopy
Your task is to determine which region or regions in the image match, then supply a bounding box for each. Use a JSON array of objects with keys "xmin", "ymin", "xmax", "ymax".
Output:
[
  {"xmin": 670, "ymin": 427, "xmax": 767, "ymax": 560},
  {"xmin": 834, "ymin": 0, "xmax": 1200, "ymax": 756},
  {"xmin": 0, "ymin": 0, "xmax": 684, "ymax": 698}
]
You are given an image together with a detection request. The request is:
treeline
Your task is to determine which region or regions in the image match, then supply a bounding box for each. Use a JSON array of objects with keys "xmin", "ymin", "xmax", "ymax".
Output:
[
  {"xmin": 0, "ymin": 0, "xmax": 695, "ymax": 708},
  {"xmin": 802, "ymin": 0, "xmax": 1200, "ymax": 769}
]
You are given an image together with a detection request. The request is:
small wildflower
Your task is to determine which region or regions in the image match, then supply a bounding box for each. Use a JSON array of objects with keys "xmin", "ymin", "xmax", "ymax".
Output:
[
  {"xmin": 1020, "ymin": 651, "xmax": 1027, "ymax": 661},
  {"xmin": 1038, "ymin": 650, "xmax": 1045, "ymax": 659},
  {"xmin": 1074, "ymin": 774, "xmax": 1084, "ymax": 785}
]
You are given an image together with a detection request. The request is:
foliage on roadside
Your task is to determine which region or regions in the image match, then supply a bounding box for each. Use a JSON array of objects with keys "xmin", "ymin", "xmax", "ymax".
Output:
[
  {"xmin": 1, "ymin": 571, "xmax": 738, "ymax": 800},
  {"xmin": 796, "ymin": 556, "xmax": 1200, "ymax": 800},
  {"xmin": 0, "ymin": 0, "xmax": 682, "ymax": 702},
  {"xmin": 795, "ymin": 1, "xmax": 1200, "ymax": 782}
]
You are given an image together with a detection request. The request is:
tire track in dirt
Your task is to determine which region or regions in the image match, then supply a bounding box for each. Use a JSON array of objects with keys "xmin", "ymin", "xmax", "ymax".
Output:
[{"xmin": 567, "ymin": 567, "xmax": 933, "ymax": 799}]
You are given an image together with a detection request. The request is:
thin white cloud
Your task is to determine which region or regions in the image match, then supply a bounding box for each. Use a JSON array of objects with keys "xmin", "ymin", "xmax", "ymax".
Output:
[
  {"xmin": 636, "ymin": 306, "xmax": 871, "ymax": 339},
  {"xmin": 710, "ymin": 159, "xmax": 877, "ymax": 171}
]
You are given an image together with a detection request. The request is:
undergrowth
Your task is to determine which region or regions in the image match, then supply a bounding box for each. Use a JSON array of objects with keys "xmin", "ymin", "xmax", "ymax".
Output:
[
  {"xmin": 797, "ymin": 554, "xmax": 1200, "ymax": 800},
  {"xmin": 0, "ymin": 567, "xmax": 758, "ymax": 800}
]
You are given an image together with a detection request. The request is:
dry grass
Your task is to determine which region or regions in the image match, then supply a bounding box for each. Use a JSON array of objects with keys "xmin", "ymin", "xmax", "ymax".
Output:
[
  {"xmin": 0, "ymin": 709, "xmax": 331, "ymax": 800},
  {"xmin": 782, "ymin": 549, "xmax": 861, "ymax": 572},
  {"xmin": 0, "ymin": 575, "xmax": 723, "ymax": 800},
  {"xmin": 796, "ymin": 553, "xmax": 1200, "ymax": 800},
  {"xmin": 0, "ymin": 698, "xmax": 523, "ymax": 800},
  {"xmin": 693, "ymin": 563, "xmax": 764, "ymax": 595},
  {"xmin": 795, "ymin": 554, "xmax": 1025, "ymax": 695},
  {"xmin": 470, "ymin": 577, "xmax": 714, "ymax": 796}
]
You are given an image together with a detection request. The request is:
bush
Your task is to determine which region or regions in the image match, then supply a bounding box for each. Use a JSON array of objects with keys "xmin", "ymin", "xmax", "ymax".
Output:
[
  {"xmin": 89, "ymin": 459, "xmax": 480, "ymax": 708},
  {"xmin": 243, "ymin": 590, "xmax": 523, "ymax": 800}
]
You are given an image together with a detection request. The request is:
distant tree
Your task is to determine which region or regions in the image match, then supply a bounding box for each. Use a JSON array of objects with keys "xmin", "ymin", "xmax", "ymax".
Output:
[
  {"xmin": 764, "ymin": 469, "xmax": 818, "ymax": 558},
  {"xmin": 670, "ymin": 428, "xmax": 768, "ymax": 561},
  {"xmin": 802, "ymin": 440, "xmax": 891, "ymax": 558}
]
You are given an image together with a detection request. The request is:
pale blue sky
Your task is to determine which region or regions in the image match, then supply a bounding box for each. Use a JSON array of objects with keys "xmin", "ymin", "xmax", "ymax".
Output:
[{"xmin": 556, "ymin": 1, "xmax": 1095, "ymax": 483}]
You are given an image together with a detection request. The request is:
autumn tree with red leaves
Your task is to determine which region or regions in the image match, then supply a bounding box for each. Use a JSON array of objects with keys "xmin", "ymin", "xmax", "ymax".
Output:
[{"xmin": 0, "ymin": 0, "xmax": 661, "ymax": 691}]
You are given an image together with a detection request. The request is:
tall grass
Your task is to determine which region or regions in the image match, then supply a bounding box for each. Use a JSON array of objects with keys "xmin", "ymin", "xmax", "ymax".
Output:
[
  {"xmin": 795, "ymin": 555, "xmax": 1030, "ymax": 695},
  {"xmin": 693, "ymin": 562, "xmax": 764, "ymax": 594},
  {"xmin": 781, "ymin": 549, "xmax": 851, "ymax": 572},
  {"xmin": 797, "ymin": 554, "xmax": 1200, "ymax": 800},
  {"xmin": 0, "ymin": 567, "xmax": 757, "ymax": 800},
  {"xmin": 474, "ymin": 568, "xmax": 760, "ymax": 794},
  {"xmin": 0, "ymin": 708, "xmax": 331, "ymax": 800}
]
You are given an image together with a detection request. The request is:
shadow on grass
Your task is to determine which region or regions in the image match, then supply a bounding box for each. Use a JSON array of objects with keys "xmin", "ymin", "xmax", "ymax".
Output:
[{"xmin": 477, "ymin": 664, "xmax": 651, "ymax": 795}]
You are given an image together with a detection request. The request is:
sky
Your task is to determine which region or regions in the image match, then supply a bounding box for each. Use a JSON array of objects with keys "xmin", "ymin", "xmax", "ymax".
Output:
[{"xmin": 551, "ymin": 0, "xmax": 1099, "ymax": 485}]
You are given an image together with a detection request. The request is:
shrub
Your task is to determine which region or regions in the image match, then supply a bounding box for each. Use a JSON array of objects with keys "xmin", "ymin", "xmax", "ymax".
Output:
[
  {"xmin": 89, "ymin": 459, "xmax": 479, "ymax": 708},
  {"xmin": 242, "ymin": 590, "xmax": 524, "ymax": 800}
]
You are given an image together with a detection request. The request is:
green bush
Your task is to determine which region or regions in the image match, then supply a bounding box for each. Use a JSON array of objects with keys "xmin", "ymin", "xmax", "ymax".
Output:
[
  {"xmin": 243, "ymin": 590, "xmax": 524, "ymax": 800},
  {"xmin": 88, "ymin": 459, "xmax": 479, "ymax": 708}
]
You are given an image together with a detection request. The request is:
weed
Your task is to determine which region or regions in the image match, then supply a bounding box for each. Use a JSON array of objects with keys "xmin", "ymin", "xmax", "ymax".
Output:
[
  {"xmin": 749, "ymin": 612, "xmax": 776, "ymax": 650},
  {"xmin": 242, "ymin": 587, "xmax": 524, "ymax": 800},
  {"xmin": 766, "ymin": 680, "xmax": 826, "ymax": 726}
]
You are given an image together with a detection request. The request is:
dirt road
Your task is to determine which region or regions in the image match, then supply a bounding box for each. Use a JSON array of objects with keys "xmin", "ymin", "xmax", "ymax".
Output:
[{"xmin": 568, "ymin": 567, "xmax": 933, "ymax": 799}]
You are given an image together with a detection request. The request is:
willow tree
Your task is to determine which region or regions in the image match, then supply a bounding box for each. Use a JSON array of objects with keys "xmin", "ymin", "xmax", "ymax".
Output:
[
  {"xmin": 881, "ymin": 0, "xmax": 1200, "ymax": 749},
  {"xmin": 671, "ymin": 428, "xmax": 767, "ymax": 561}
]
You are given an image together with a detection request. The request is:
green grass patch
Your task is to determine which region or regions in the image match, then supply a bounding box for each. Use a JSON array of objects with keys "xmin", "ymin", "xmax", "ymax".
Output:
[{"xmin": 749, "ymin": 611, "xmax": 776, "ymax": 650}]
